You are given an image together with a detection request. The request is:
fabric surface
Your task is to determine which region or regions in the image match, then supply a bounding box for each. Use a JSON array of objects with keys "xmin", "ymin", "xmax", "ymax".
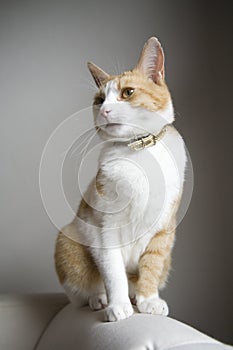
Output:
[
  {"xmin": 166, "ymin": 345, "xmax": 232, "ymax": 350},
  {"xmin": 0, "ymin": 294, "xmax": 68, "ymax": 350},
  {"xmin": 36, "ymin": 303, "xmax": 232, "ymax": 350}
]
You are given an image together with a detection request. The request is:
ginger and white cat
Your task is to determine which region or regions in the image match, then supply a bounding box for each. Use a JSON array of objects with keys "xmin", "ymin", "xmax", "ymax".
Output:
[{"xmin": 55, "ymin": 37, "xmax": 187, "ymax": 322}]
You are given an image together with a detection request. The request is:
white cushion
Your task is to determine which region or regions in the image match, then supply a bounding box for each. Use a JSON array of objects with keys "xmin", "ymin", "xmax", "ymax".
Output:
[{"xmin": 36, "ymin": 304, "xmax": 232, "ymax": 350}]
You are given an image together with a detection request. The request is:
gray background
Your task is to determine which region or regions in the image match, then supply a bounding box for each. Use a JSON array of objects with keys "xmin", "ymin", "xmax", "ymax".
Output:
[{"xmin": 0, "ymin": 0, "xmax": 232, "ymax": 344}]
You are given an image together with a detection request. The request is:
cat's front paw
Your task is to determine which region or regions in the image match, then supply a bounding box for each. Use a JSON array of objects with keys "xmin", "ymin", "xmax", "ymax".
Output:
[
  {"xmin": 88, "ymin": 293, "xmax": 108, "ymax": 311},
  {"xmin": 137, "ymin": 295, "xmax": 169, "ymax": 316},
  {"xmin": 104, "ymin": 301, "xmax": 134, "ymax": 322}
]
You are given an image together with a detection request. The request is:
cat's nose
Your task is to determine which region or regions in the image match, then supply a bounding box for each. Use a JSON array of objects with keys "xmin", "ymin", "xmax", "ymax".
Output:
[{"xmin": 101, "ymin": 108, "xmax": 111, "ymax": 118}]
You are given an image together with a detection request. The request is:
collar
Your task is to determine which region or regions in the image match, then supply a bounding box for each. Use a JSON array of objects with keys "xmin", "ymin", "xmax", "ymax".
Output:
[{"xmin": 127, "ymin": 123, "xmax": 171, "ymax": 151}]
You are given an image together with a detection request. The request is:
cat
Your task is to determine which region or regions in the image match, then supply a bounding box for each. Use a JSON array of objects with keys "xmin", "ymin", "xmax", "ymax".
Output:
[{"xmin": 55, "ymin": 37, "xmax": 187, "ymax": 322}]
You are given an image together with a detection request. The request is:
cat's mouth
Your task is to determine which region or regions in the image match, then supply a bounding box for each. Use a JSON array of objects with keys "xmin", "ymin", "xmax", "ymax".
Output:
[{"xmin": 105, "ymin": 123, "xmax": 123, "ymax": 128}]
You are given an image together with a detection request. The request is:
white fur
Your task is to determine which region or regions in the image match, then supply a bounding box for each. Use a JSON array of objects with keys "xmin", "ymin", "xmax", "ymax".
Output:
[
  {"xmin": 136, "ymin": 293, "xmax": 169, "ymax": 316},
  {"xmin": 94, "ymin": 81, "xmax": 174, "ymax": 140},
  {"xmin": 64, "ymin": 80, "xmax": 186, "ymax": 321}
]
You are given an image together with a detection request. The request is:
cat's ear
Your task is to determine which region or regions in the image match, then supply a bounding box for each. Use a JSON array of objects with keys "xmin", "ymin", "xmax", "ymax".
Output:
[
  {"xmin": 87, "ymin": 62, "xmax": 110, "ymax": 88},
  {"xmin": 135, "ymin": 37, "xmax": 165, "ymax": 84}
]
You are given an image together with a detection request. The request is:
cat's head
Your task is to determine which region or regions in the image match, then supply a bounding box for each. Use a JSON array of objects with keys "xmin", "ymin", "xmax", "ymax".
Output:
[{"xmin": 88, "ymin": 37, "xmax": 174, "ymax": 141}]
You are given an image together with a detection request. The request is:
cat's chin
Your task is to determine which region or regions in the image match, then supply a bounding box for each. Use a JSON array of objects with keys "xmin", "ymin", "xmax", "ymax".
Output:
[{"xmin": 98, "ymin": 124, "xmax": 132, "ymax": 140}]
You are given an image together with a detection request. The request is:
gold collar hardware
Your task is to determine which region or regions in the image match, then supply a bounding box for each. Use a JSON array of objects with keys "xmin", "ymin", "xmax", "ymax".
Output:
[{"xmin": 127, "ymin": 124, "xmax": 170, "ymax": 151}]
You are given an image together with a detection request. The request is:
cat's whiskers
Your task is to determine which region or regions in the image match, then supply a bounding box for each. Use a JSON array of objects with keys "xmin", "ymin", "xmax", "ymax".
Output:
[
  {"xmin": 83, "ymin": 77, "xmax": 99, "ymax": 92},
  {"xmin": 73, "ymin": 129, "xmax": 99, "ymax": 174},
  {"xmin": 130, "ymin": 127, "xmax": 138, "ymax": 141},
  {"xmin": 174, "ymin": 110, "xmax": 182, "ymax": 119},
  {"xmin": 79, "ymin": 130, "xmax": 98, "ymax": 157},
  {"xmin": 111, "ymin": 59, "xmax": 122, "ymax": 76},
  {"xmin": 69, "ymin": 129, "xmax": 95, "ymax": 159}
]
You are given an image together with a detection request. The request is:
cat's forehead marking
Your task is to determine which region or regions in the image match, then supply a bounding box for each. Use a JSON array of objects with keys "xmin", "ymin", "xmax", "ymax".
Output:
[
  {"xmin": 103, "ymin": 79, "xmax": 119, "ymax": 102},
  {"xmin": 105, "ymin": 80, "xmax": 118, "ymax": 94}
]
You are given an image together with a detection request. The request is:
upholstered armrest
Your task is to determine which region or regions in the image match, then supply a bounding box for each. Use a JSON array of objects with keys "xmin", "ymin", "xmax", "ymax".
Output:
[
  {"xmin": 0, "ymin": 294, "xmax": 231, "ymax": 350},
  {"xmin": 36, "ymin": 303, "xmax": 232, "ymax": 350}
]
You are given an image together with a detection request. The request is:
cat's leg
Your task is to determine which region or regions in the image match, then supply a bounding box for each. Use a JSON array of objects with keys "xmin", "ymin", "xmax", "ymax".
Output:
[
  {"xmin": 88, "ymin": 290, "xmax": 108, "ymax": 311},
  {"xmin": 128, "ymin": 274, "xmax": 137, "ymax": 305},
  {"xmin": 64, "ymin": 282, "xmax": 107, "ymax": 311},
  {"xmin": 135, "ymin": 229, "xmax": 175, "ymax": 316},
  {"xmin": 91, "ymin": 247, "xmax": 134, "ymax": 321},
  {"xmin": 55, "ymin": 229, "xmax": 107, "ymax": 311}
]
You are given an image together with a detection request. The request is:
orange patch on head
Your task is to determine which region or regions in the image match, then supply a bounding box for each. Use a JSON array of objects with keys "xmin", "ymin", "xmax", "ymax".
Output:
[
  {"xmin": 89, "ymin": 37, "xmax": 170, "ymax": 112},
  {"xmin": 94, "ymin": 70, "xmax": 171, "ymax": 113},
  {"xmin": 116, "ymin": 70, "xmax": 171, "ymax": 112}
]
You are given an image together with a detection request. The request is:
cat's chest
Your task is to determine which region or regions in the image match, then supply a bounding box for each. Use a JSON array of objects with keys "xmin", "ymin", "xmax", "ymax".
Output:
[
  {"xmin": 98, "ymin": 141, "xmax": 181, "ymax": 202},
  {"xmin": 99, "ymin": 145, "xmax": 162, "ymax": 193},
  {"xmin": 97, "ymin": 148, "xmax": 149, "ymax": 212}
]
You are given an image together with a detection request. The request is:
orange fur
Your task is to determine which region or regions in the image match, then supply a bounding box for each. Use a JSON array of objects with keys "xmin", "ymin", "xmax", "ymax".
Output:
[
  {"xmin": 55, "ymin": 232, "xmax": 101, "ymax": 291},
  {"xmin": 94, "ymin": 69, "xmax": 170, "ymax": 112},
  {"xmin": 134, "ymin": 197, "xmax": 181, "ymax": 297},
  {"xmin": 55, "ymin": 196, "xmax": 181, "ymax": 298},
  {"xmin": 135, "ymin": 229, "xmax": 175, "ymax": 297},
  {"xmin": 95, "ymin": 169, "xmax": 105, "ymax": 196}
]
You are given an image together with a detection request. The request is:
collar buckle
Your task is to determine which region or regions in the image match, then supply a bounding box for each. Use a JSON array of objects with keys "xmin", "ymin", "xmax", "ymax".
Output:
[
  {"xmin": 127, "ymin": 124, "xmax": 170, "ymax": 151},
  {"xmin": 128, "ymin": 134, "xmax": 156, "ymax": 151}
]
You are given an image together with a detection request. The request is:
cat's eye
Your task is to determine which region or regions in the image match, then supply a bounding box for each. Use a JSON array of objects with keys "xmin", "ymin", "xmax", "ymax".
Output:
[
  {"xmin": 94, "ymin": 95, "xmax": 105, "ymax": 105},
  {"xmin": 121, "ymin": 87, "xmax": 135, "ymax": 99}
]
